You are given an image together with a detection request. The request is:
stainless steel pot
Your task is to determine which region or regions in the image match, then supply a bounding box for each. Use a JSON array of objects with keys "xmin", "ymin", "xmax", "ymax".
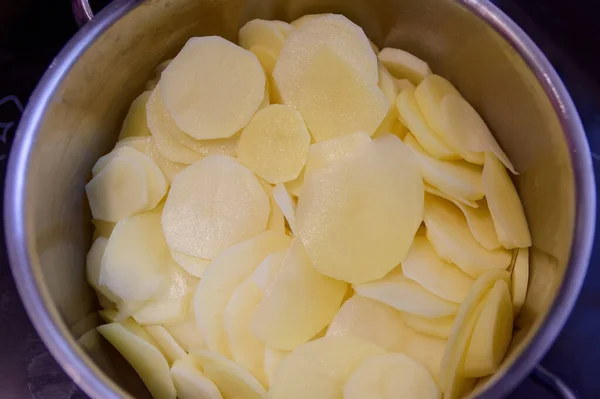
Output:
[{"xmin": 4, "ymin": 0, "xmax": 596, "ymax": 397}]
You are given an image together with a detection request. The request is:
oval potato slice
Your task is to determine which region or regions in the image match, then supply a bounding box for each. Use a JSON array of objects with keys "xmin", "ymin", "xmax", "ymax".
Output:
[
  {"xmin": 259, "ymin": 180, "xmax": 285, "ymax": 233},
  {"xmin": 448, "ymin": 198, "xmax": 500, "ymax": 250},
  {"xmin": 304, "ymin": 131, "xmax": 371, "ymax": 177},
  {"xmin": 401, "ymin": 312, "xmax": 454, "ymax": 340},
  {"xmin": 145, "ymin": 325, "xmax": 187, "ymax": 365},
  {"xmin": 171, "ymin": 251, "xmax": 210, "ymax": 278},
  {"xmin": 250, "ymin": 45, "xmax": 278, "ymax": 75},
  {"xmin": 86, "ymin": 238, "xmax": 120, "ymax": 304},
  {"xmin": 264, "ymin": 347, "xmax": 289, "ymax": 387},
  {"xmin": 239, "ymin": 19, "xmax": 287, "ymax": 55},
  {"xmin": 511, "ymin": 247, "xmax": 530, "ymax": 316},
  {"xmin": 171, "ymin": 357, "xmax": 223, "ymax": 399},
  {"xmin": 272, "ymin": 183, "xmax": 297, "ymax": 234},
  {"xmin": 165, "ymin": 312, "xmax": 206, "ymax": 353},
  {"xmin": 424, "ymin": 182, "xmax": 478, "ymax": 209},
  {"xmin": 118, "ymin": 91, "xmax": 152, "ymax": 140},
  {"xmin": 378, "ymin": 47, "xmax": 431, "ymax": 85}
]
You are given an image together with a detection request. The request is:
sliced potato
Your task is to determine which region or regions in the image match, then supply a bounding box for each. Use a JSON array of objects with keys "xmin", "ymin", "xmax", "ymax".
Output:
[
  {"xmin": 249, "ymin": 249, "xmax": 286, "ymax": 291},
  {"xmin": 264, "ymin": 347, "xmax": 289, "ymax": 387},
  {"xmin": 98, "ymin": 309, "xmax": 119, "ymax": 323},
  {"xmin": 164, "ymin": 307, "xmax": 206, "ymax": 353},
  {"xmin": 401, "ymin": 329, "xmax": 447, "ymax": 377},
  {"xmin": 272, "ymin": 183, "xmax": 297, "ymax": 233},
  {"xmin": 402, "ymin": 236, "xmax": 474, "ymax": 303},
  {"xmin": 344, "ymin": 353, "xmax": 440, "ymax": 399},
  {"xmin": 238, "ymin": 104, "xmax": 310, "ymax": 183},
  {"xmin": 120, "ymin": 317, "xmax": 158, "ymax": 345},
  {"xmin": 354, "ymin": 271, "xmax": 458, "ymax": 318},
  {"xmin": 397, "ymin": 87, "xmax": 457, "ymax": 160},
  {"xmin": 171, "ymin": 357, "xmax": 223, "ymax": 399},
  {"xmin": 145, "ymin": 325, "xmax": 187, "ymax": 365},
  {"xmin": 451, "ymin": 198, "xmax": 500, "ymax": 250},
  {"xmin": 272, "ymin": 20, "xmax": 293, "ymax": 37},
  {"xmin": 193, "ymin": 350, "xmax": 268, "ymax": 399},
  {"xmin": 97, "ymin": 323, "xmax": 176, "ymax": 399},
  {"xmin": 118, "ymin": 91, "xmax": 152, "ymax": 140},
  {"xmin": 463, "ymin": 279, "xmax": 513, "ymax": 377},
  {"xmin": 162, "ymin": 154, "xmax": 270, "ymax": 259},
  {"xmin": 171, "ymin": 251, "xmax": 210, "ymax": 278},
  {"xmin": 401, "ymin": 312, "xmax": 454, "ymax": 340},
  {"xmin": 124, "ymin": 136, "xmax": 187, "ymax": 183},
  {"xmin": 296, "ymin": 135, "xmax": 423, "ymax": 284},
  {"xmin": 160, "ymin": 36, "xmax": 265, "ymax": 140},
  {"xmin": 194, "ymin": 230, "xmax": 291, "ymax": 356},
  {"xmin": 86, "ymin": 237, "xmax": 120, "ymax": 304},
  {"xmin": 260, "ymin": 181, "xmax": 285, "ymax": 233},
  {"xmin": 304, "ymin": 131, "xmax": 371, "ymax": 177},
  {"xmin": 378, "ymin": 63, "xmax": 399, "ymax": 105},
  {"xmin": 423, "ymin": 194, "xmax": 512, "ymax": 278},
  {"xmin": 269, "ymin": 336, "xmax": 385, "ymax": 399},
  {"xmin": 250, "ymin": 45, "xmax": 278, "ymax": 75},
  {"xmin": 252, "ymin": 240, "xmax": 347, "ymax": 350},
  {"xmin": 482, "ymin": 152, "xmax": 532, "ymax": 249},
  {"xmin": 290, "ymin": 13, "xmax": 330, "ymax": 28},
  {"xmin": 511, "ymin": 247, "xmax": 530, "ymax": 316},
  {"xmin": 424, "ymin": 182, "xmax": 478, "ymax": 209},
  {"xmin": 378, "ymin": 47, "xmax": 431, "ymax": 85},
  {"xmin": 239, "ymin": 19, "xmax": 286, "ymax": 55},
  {"xmin": 284, "ymin": 169, "xmax": 304, "ymax": 197},
  {"xmin": 395, "ymin": 78, "xmax": 415, "ymax": 92}
]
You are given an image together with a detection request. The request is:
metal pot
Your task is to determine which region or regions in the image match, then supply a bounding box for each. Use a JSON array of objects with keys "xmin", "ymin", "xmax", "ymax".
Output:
[{"xmin": 4, "ymin": 0, "xmax": 595, "ymax": 397}]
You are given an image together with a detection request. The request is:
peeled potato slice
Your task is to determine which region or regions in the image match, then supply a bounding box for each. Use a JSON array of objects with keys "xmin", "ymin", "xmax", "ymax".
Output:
[
  {"xmin": 423, "ymin": 194, "xmax": 512, "ymax": 278},
  {"xmin": 272, "ymin": 183, "xmax": 297, "ymax": 233},
  {"xmin": 97, "ymin": 323, "xmax": 176, "ymax": 399},
  {"xmin": 171, "ymin": 251, "xmax": 210, "ymax": 278},
  {"xmin": 284, "ymin": 169, "xmax": 304, "ymax": 197},
  {"xmin": 160, "ymin": 36, "xmax": 265, "ymax": 140},
  {"xmin": 145, "ymin": 325, "xmax": 187, "ymax": 365},
  {"xmin": 260, "ymin": 181, "xmax": 285, "ymax": 233},
  {"xmin": 194, "ymin": 230, "xmax": 291, "ymax": 356},
  {"xmin": 344, "ymin": 353, "xmax": 441, "ymax": 399},
  {"xmin": 162, "ymin": 154, "xmax": 270, "ymax": 259},
  {"xmin": 424, "ymin": 182, "xmax": 478, "ymax": 209},
  {"xmin": 290, "ymin": 13, "xmax": 329, "ymax": 28},
  {"xmin": 100, "ymin": 209, "xmax": 170, "ymax": 301},
  {"xmin": 194, "ymin": 350, "xmax": 268, "ymax": 399},
  {"xmin": 250, "ymin": 45, "xmax": 278, "ymax": 75},
  {"xmin": 249, "ymin": 249, "xmax": 286, "ymax": 291},
  {"xmin": 397, "ymin": 87, "xmax": 458, "ymax": 160},
  {"xmin": 264, "ymin": 347, "xmax": 289, "ymax": 387},
  {"xmin": 463, "ymin": 279, "xmax": 513, "ymax": 377},
  {"xmin": 401, "ymin": 313, "xmax": 454, "ymax": 340},
  {"xmin": 404, "ymin": 133, "xmax": 483, "ymax": 203},
  {"xmin": 252, "ymin": 240, "xmax": 347, "ymax": 350},
  {"xmin": 238, "ymin": 104, "xmax": 310, "ymax": 183},
  {"xmin": 378, "ymin": 47, "xmax": 431, "ymax": 85},
  {"xmin": 401, "ymin": 330, "xmax": 447, "ymax": 377},
  {"xmin": 304, "ymin": 131, "xmax": 371, "ymax": 177},
  {"xmin": 171, "ymin": 357, "xmax": 223, "ymax": 399},
  {"xmin": 118, "ymin": 91, "xmax": 152, "ymax": 140},
  {"xmin": 86, "ymin": 238, "xmax": 120, "ymax": 304},
  {"xmin": 448, "ymin": 198, "xmax": 500, "ymax": 250},
  {"xmin": 239, "ymin": 19, "xmax": 286, "ymax": 55},
  {"xmin": 482, "ymin": 152, "xmax": 532, "ymax": 249},
  {"xmin": 511, "ymin": 247, "xmax": 530, "ymax": 316},
  {"xmin": 269, "ymin": 336, "xmax": 385, "ymax": 399},
  {"xmin": 354, "ymin": 271, "xmax": 458, "ymax": 318},
  {"xmin": 396, "ymin": 78, "xmax": 415, "ymax": 92},
  {"xmin": 402, "ymin": 236, "xmax": 474, "ymax": 303},
  {"xmin": 121, "ymin": 136, "xmax": 187, "ymax": 183},
  {"xmin": 296, "ymin": 135, "xmax": 423, "ymax": 284},
  {"xmin": 164, "ymin": 307, "xmax": 206, "ymax": 353}
]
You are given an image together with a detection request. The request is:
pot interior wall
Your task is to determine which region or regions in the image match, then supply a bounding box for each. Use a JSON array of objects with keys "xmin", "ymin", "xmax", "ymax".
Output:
[{"xmin": 22, "ymin": 0, "xmax": 574, "ymax": 396}]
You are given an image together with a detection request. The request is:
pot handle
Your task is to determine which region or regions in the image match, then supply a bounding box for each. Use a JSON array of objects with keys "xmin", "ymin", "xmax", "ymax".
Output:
[
  {"xmin": 531, "ymin": 365, "xmax": 577, "ymax": 399},
  {"xmin": 72, "ymin": 0, "xmax": 94, "ymax": 26}
]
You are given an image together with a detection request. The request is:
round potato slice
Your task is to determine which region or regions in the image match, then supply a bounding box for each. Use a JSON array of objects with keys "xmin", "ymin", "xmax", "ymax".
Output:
[
  {"xmin": 446, "ymin": 198, "xmax": 500, "ymax": 250},
  {"xmin": 160, "ymin": 36, "xmax": 265, "ymax": 140},
  {"xmin": 304, "ymin": 131, "xmax": 371, "ymax": 177},
  {"xmin": 250, "ymin": 45, "xmax": 278, "ymax": 75},
  {"xmin": 401, "ymin": 312, "xmax": 455, "ymax": 340},
  {"xmin": 344, "ymin": 353, "xmax": 440, "ymax": 399},
  {"xmin": 296, "ymin": 135, "xmax": 423, "ymax": 284},
  {"xmin": 171, "ymin": 251, "xmax": 210, "ymax": 278},
  {"xmin": 378, "ymin": 47, "xmax": 431, "ymax": 85},
  {"xmin": 171, "ymin": 357, "xmax": 223, "ymax": 399},
  {"xmin": 118, "ymin": 91, "xmax": 152, "ymax": 140},
  {"xmin": 86, "ymin": 237, "xmax": 120, "ymax": 304},
  {"xmin": 272, "ymin": 183, "xmax": 297, "ymax": 234},
  {"xmin": 239, "ymin": 19, "xmax": 287, "ymax": 55},
  {"xmin": 269, "ymin": 336, "xmax": 385, "ymax": 399},
  {"xmin": 238, "ymin": 104, "xmax": 310, "ymax": 184},
  {"xmin": 162, "ymin": 155, "xmax": 270, "ymax": 259},
  {"xmin": 511, "ymin": 247, "xmax": 529, "ymax": 316}
]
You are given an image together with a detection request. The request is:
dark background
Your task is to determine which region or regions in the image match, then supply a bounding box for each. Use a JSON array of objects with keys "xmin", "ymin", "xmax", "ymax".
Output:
[{"xmin": 1, "ymin": 0, "xmax": 599, "ymax": 398}]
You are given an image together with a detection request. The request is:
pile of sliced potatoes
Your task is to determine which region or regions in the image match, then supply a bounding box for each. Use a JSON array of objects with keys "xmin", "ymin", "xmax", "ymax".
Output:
[{"xmin": 85, "ymin": 13, "xmax": 532, "ymax": 399}]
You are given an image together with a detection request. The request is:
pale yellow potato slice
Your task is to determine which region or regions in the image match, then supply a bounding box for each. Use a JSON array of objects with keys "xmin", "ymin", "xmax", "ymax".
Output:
[
  {"xmin": 165, "ymin": 307, "xmax": 206, "ymax": 353},
  {"xmin": 423, "ymin": 194, "xmax": 512, "ymax": 278},
  {"xmin": 272, "ymin": 20, "xmax": 293, "ymax": 36},
  {"xmin": 252, "ymin": 240, "xmax": 347, "ymax": 350},
  {"xmin": 145, "ymin": 325, "xmax": 187, "ymax": 365},
  {"xmin": 401, "ymin": 312, "xmax": 454, "ymax": 340},
  {"xmin": 264, "ymin": 347, "xmax": 289, "ymax": 387},
  {"xmin": 86, "ymin": 238, "xmax": 120, "ymax": 304},
  {"xmin": 194, "ymin": 230, "xmax": 291, "ymax": 357},
  {"xmin": 118, "ymin": 91, "xmax": 152, "ymax": 140},
  {"xmin": 463, "ymin": 279, "xmax": 513, "ymax": 377},
  {"xmin": 162, "ymin": 154, "xmax": 270, "ymax": 259},
  {"xmin": 354, "ymin": 271, "xmax": 458, "ymax": 318},
  {"xmin": 117, "ymin": 301, "xmax": 147, "ymax": 321},
  {"xmin": 97, "ymin": 323, "xmax": 176, "ymax": 399},
  {"xmin": 482, "ymin": 152, "xmax": 532, "ymax": 249},
  {"xmin": 290, "ymin": 13, "xmax": 330, "ymax": 28},
  {"xmin": 344, "ymin": 353, "xmax": 441, "ymax": 399},
  {"xmin": 296, "ymin": 135, "xmax": 423, "ymax": 284},
  {"xmin": 404, "ymin": 133, "xmax": 483, "ymax": 203},
  {"xmin": 396, "ymin": 78, "xmax": 415, "ymax": 92},
  {"xmin": 438, "ymin": 269, "xmax": 510, "ymax": 398},
  {"xmin": 442, "ymin": 93, "xmax": 516, "ymax": 173},
  {"xmin": 250, "ymin": 45, "xmax": 278, "ymax": 75},
  {"xmin": 272, "ymin": 183, "xmax": 297, "ymax": 233},
  {"xmin": 91, "ymin": 219, "xmax": 115, "ymax": 240},
  {"xmin": 269, "ymin": 336, "xmax": 385, "ymax": 399},
  {"xmin": 397, "ymin": 87, "xmax": 458, "ymax": 160},
  {"xmin": 378, "ymin": 47, "xmax": 431, "ymax": 85},
  {"xmin": 326, "ymin": 295, "xmax": 410, "ymax": 352},
  {"xmin": 171, "ymin": 251, "xmax": 210, "ymax": 278},
  {"xmin": 402, "ymin": 236, "xmax": 474, "ymax": 303},
  {"xmin": 160, "ymin": 36, "xmax": 265, "ymax": 140},
  {"xmin": 98, "ymin": 309, "xmax": 119, "ymax": 323},
  {"xmin": 100, "ymin": 209, "xmax": 170, "ymax": 301},
  {"xmin": 284, "ymin": 169, "xmax": 304, "ymax": 197},
  {"xmin": 249, "ymin": 249, "xmax": 286, "ymax": 291},
  {"xmin": 193, "ymin": 350, "xmax": 268, "ymax": 399},
  {"xmin": 375, "ymin": 64, "xmax": 400, "ymax": 137},
  {"xmin": 449, "ymin": 198, "xmax": 500, "ymax": 250},
  {"xmin": 238, "ymin": 104, "xmax": 310, "ymax": 183},
  {"xmin": 304, "ymin": 131, "xmax": 371, "ymax": 177},
  {"xmin": 511, "ymin": 247, "xmax": 530, "ymax": 317},
  {"xmin": 259, "ymin": 180, "xmax": 285, "ymax": 233},
  {"xmin": 424, "ymin": 182, "xmax": 478, "ymax": 209},
  {"xmin": 239, "ymin": 19, "xmax": 286, "ymax": 55},
  {"xmin": 400, "ymin": 331, "xmax": 447, "ymax": 378},
  {"xmin": 171, "ymin": 357, "xmax": 223, "ymax": 399}
]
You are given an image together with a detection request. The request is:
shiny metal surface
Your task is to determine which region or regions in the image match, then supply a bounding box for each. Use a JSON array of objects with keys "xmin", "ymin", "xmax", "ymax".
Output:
[
  {"xmin": 3, "ymin": 0, "xmax": 595, "ymax": 398},
  {"xmin": 71, "ymin": 0, "xmax": 94, "ymax": 26}
]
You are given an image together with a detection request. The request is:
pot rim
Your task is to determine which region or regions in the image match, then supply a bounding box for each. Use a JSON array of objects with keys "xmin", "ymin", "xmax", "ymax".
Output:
[{"xmin": 3, "ymin": 0, "xmax": 595, "ymax": 398}]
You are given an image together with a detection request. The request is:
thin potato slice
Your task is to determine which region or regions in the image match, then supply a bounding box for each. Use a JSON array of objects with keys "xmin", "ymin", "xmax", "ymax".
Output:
[
  {"xmin": 344, "ymin": 353, "xmax": 441, "ymax": 399},
  {"xmin": 264, "ymin": 347, "xmax": 289, "ymax": 387},
  {"xmin": 375, "ymin": 64, "xmax": 400, "ymax": 137},
  {"xmin": 423, "ymin": 194, "xmax": 512, "ymax": 278},
  {"xmin": 402, "ymin": 236, "xmax": 474, "ymax": 303},
  {"xmin": 284, "ymin": 169, "xmax": 304, "ymax": 197},
  {"xmin": 378, "ymin": 47, "xmax": 431, "ymax": 85},
  {"xmin": 290, "ymin": 13, "xmax": 330, "ymax": 28},
  {"xmin": 396, "ymin": 78, "xmax": 415, "ymax": 92},
  {"xmin": 269, "ymin": 336, "xmax": 385, "ymax": 399},
  {"xmin": 424, "ymin": 182, "xmax": 478, "ymax": 209},
  {"xmin": 482, "ymin": 152, "xmax": 532, "ymax": 249},
  {"xmin": 162, "ymin": 155, "xmax": 270, "ymax": 259},
  {"xmin": 249, "ymin": 249, "xmax": 286, "ymax": 291},
  {"xmin": 250, "ymin": 45, "xmax": 278, "ymax": 75},
  {"xmin": 511, "ymin": 247, "xmax": 529, "ymax": 316},
  {"xmin": 252, "ymin": 240, "xmax": 347, "ymax": 350},
  {"xmin": 160, "ymin": 36, "xmax": 265, "ymax": 140},
  {"xmin": 354, "ymin": 271, "xmax": 458, "ymax": 318},
  {"xmin": 404, "ymin": 133, "xmax": 483, "ymax": 203},
  {"xmin": 171, "ymin": 251, "xmax": 211, "ymax": 278},
  {"xmin": 401, "ymin": 313, "xmax": 454, "ymax": 340},
  {"xmin": 145, "ymin": 325, "xmax": 187, "ymax": 365},
  {"xmin": 239, "ymin": 19, "xmax": 286, "ymax": 55},
  {"xmin": 97, "ymin": 323, "xmax": 176, "ymax": 399},
  {"xmin": 238, "ymin": 104, "xmax": 310, "ymax": 183},
  {"xmin": 118, "ymin": 91, "xmax": 152, "ymax": 140},
  {"xmin": 296, "ymin": 135, "xmax": 423, "ymax": 284},
  {"xmin": 273, "ymin": 183, "xmax": 297, "ymax": 233},
  {"xmin": 304, "ymin": 131, "xmax": 371, "ymax": 177},
  {"xmin": 194, "ymin": 230, "xmax": 291, "ymax": 356},
  {"xmin": 133, "ymin": 137, "xmax": 187, "ymax": 183},
  {"xmin": 165, "ymin": 307, "xmax": 206, "ymax": 353},
  {"xmin": 86, "ymin": 238, "xmax": 120, "ymax": 304},
  {"xmin": 402, "ymin": 329, "xmax": 447, "ymax": 377},
  {"xmin": 171, "ymin": 357, "xmax": 223, "ymax": 399},
  {"xmin": 397, "ymin": 87, "xmax": 458, "ymax": 160},
  {"xmin": 99, "ymin": 309, "xmax": 119, "ymax": 323},
  {"xmin": 463, "ymin": 279, "xmax": 513, "ymax": 377},
  {"xmin": 260, "ymin": 181, "xmax": 285, "ymax": 233},
  {"xmin": 449, "ymin": 198, "xmax": 500, "ymax": 250}
]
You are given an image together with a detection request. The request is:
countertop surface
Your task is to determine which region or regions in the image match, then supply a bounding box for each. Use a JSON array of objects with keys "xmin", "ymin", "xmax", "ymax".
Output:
[{"xmin": 0, "ymin": 0, "xmax": 599, "ymax": 398}]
